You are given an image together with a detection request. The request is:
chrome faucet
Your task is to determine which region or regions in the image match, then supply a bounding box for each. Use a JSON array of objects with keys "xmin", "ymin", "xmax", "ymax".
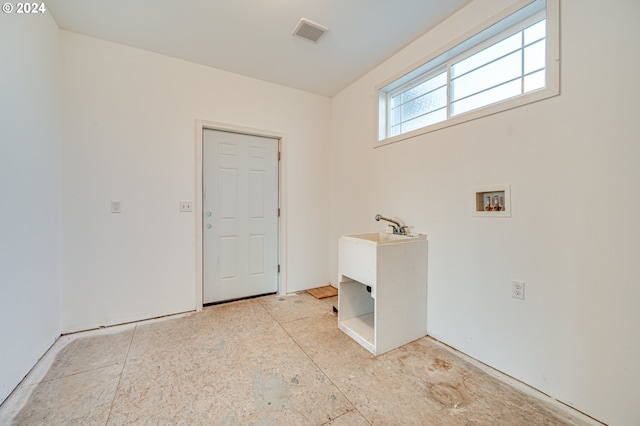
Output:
[{"xmin": 375, "ymin": 214, "xmax": 408, "ymax": 235}]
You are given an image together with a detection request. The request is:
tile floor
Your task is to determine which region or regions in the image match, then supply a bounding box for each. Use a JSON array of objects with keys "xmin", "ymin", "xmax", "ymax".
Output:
[{"xmin": 0, "ymin": 293, "xmax": 599, "ymax": 425}]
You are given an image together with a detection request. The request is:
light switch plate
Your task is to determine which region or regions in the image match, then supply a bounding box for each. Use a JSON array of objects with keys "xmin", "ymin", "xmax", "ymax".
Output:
[{"xmin": 111, "ymin": 200, "xmax": 122, "ymax": 213}]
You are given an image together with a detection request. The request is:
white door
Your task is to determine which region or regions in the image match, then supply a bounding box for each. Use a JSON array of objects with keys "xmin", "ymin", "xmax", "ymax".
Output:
[{"xmin": 203, "ymin": 129, "xmax": 279, "ymax": 303}]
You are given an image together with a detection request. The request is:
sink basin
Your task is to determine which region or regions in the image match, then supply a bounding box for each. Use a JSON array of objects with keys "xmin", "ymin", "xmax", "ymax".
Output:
[
  {"xmin": 338, "ymin": 232, "xmax": 426, "ymax": 293},
  {"xmin": 342, "ymin": 232, "xmax": 423, "ymax": 245}
]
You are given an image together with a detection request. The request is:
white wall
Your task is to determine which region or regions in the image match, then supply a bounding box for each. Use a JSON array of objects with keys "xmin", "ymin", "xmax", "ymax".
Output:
[
  {"xmin": 0, "ymin": 12, "xmax": 62, "ymax": 403},
  {"xmin": 330, "ymin": 0, "xmax": 640, "ymax": 424},
  {"xmin": 61, "ymin": 32, "xmax": 331, "ymax": 332}
]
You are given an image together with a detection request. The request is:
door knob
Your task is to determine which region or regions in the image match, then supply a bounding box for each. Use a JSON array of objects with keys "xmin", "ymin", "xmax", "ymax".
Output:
[{"xmin": 206, "ymin": 224, "xmax": 212, "ymax": 229}]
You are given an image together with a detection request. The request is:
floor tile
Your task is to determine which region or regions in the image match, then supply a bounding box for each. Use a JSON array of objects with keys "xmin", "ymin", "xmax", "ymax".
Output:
[
  {"xmin": 259, "ymin": 292, "xmax": 337, "ymax": 324},
  {"xmin": 282, "ymin": 312, "xmax": 593, "ymax": 426},
  {"xmin": 325, "ymin": 408, "xmax": 370, "ymax": 425},
  {"xmin": 108, "ymin": 298, "xmax": 353, "ymax": 425},
  {"xmin": 2, "ymin": 293, "xmax": 598, "ymax": 426},
  {"xmin": 11, "ymin": 364, "xmax": 122, "ymax": 425},
  {"xmin": 42, "ymin": 328, "xmax": 133, "ymax": 381}
]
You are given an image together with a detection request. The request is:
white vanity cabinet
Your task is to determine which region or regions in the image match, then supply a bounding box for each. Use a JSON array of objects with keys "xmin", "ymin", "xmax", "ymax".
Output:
[{"xmin": 338, "ymin": 233, "xmax": 427, "ymax": 355}]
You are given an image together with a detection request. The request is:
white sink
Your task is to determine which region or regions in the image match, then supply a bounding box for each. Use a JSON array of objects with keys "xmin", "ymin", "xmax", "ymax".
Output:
[
  {"xmin": 338, "ymin": 232, "xmax": 426, "ymax": 294},
  {"xmin": 338, "ymin": 232, "xmax": 427, "ymax": 355},
  {"xmin": 341, "ymin": 232, "xmax": 422, "ymax": 244}
]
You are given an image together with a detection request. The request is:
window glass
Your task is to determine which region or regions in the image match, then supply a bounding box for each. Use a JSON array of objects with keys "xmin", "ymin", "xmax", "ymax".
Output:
[
  {"xmin": 451, "ymin": 33, "xmax": 521, "ymax": 79},
  {"xmin": 524, "ymin": 69, "xmax": 545, "ymax": 92},
  {"xmin": 397, "ymin": 108, "xmax": 447, "ymax": 134},
  {"xmin": 524, "ymin": 40, "xmax": 545, "ymax": 74},
  {"xmin": 451, "ymin": 50, "xmax": 522, "ymax": 102},
  {"xmin": 390, "ymin": 71, "xmax": 447, "ymax": 132},
  {"xmin": 524, "ymin": 19, "xmax": 545, "ymax": 44},
  {"xmin": 451, "ymin": 80, "xmax": 521, "ymax": 116}
]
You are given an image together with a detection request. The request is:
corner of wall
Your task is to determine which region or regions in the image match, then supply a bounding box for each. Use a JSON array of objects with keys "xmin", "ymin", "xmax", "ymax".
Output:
[{"xmin": 0, "ymin": 11, "xmax": 62, "ymax": 403}]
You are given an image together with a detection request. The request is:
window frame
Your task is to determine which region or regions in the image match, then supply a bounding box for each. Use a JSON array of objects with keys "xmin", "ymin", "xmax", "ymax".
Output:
[{"xmin": 375, "ymin": 0, "xmax": 559, "ymax": 147}]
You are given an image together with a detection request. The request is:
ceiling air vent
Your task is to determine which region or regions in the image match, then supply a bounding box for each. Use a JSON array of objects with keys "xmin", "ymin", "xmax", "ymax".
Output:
[{"xmin": 292, "ymin": 18, "xmax": 328, "ymax": 44}]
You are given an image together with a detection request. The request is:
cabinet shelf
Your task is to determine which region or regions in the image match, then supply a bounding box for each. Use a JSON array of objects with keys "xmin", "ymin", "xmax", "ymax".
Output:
[{"xmin": 339, "ymin": 313, "xmax": 374, "ymax": 353}]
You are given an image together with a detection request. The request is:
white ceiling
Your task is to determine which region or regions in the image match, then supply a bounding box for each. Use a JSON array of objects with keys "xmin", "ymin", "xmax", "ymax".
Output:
[{"xmin": 47, "ymin": 0, "xmax": 473, "ymax": 97}]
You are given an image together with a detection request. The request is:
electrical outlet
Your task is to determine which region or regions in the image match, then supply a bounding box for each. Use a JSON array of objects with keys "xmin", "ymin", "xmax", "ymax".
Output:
[
  {"xmin": 512, "ymin": 280, "xmax": 525, "ymax": 300},
  {"xmin": 111, "ymin": 200, "xmax": 122, "ymax": 213},
  {"xmin": 179, "ymin": 201, "xmax": 193, "ymax": 212}
]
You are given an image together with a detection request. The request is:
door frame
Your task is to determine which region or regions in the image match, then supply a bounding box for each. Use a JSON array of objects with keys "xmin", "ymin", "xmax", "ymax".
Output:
[{"xmin": 195, "ymin": 120, "xmax": 287, "ymax": 310}]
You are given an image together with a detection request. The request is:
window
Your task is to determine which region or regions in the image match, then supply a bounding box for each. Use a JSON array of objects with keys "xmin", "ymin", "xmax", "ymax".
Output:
[
  {"xmin": 377, "ymin": 0, "xmax": 559, "ymax": 145},
  {"xmin": 450, "ymin": 19, "xmax": 546, "ymax": 116}
]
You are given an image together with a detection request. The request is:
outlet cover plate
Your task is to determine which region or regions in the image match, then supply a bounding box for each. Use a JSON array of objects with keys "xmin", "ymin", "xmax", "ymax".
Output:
[{"xmin": 512, "ymin": 280, "xmax": 525, "ymax": 300}]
